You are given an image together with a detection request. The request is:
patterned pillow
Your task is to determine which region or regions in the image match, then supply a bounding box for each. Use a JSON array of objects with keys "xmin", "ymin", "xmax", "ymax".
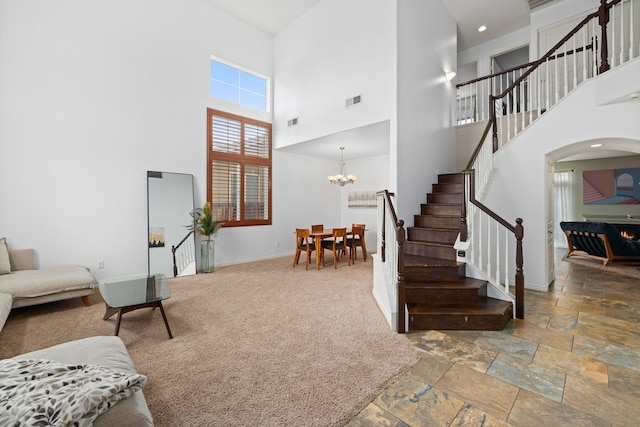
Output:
[{"xmin": 0, "ymin": 238, "xmax": 10, "ymax": 275}]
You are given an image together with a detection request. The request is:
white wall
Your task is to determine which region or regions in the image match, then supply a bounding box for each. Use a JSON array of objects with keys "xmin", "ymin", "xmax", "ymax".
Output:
[
  {"xmin": 339, "ymin": 154, "xmax": 390, "ymax": 251},
  {"xmin": 530, "ymin": 0, "xmax": 599, "ymax": 59},
  {"xmin": 484, "ymin": 59, "xmax": 640, "ymax": 290},
  {"xmin": 395, "ymin": 0, "xmax": 457, "ymax": 223},
  {"xmin": 555, "ymin": 155, "xmax": 640, "ymax": 222},
  {"xmin": 458, "ymin": 27, "xmax": 530, "ymax": 77},
  {"xmin": 0, "ymin": 0, "xmax": 344, "ymax": 279},
  {"xmin": 273, "ymin": 0, "xmax": 395, "ymax": 148}
]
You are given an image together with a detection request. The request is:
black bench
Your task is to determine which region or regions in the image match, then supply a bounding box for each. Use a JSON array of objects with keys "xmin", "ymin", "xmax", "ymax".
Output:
[{"xmin": 560, "ymin": 221, "xmax": 640, "ymax": 266}]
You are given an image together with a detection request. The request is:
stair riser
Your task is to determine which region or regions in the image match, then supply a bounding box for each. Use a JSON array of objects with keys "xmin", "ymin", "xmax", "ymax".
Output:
[
  {"xmin": 421, "ymin": 204, "xmax": 461, "ymax": 216},
  {"xmin": 414, "ymin": 215, "xmax": 461, "ymax": 229},
  {"xmin": 405, "ymin": 288, "xmax": 487, "ymax": 305},
  {"xmin": 438, "ymin": 174, "xmax": 464, "ymax": 184},
  {"xmin": 407, "ymin": 228, "xmax": 458, "ymax": 244},
  {"xmin": 427, "ymin": 193, "xmax": 462, "ymax": 204},
  {"xmin": 404, "ymin": 242, "xmax": 456, "ymax": 260},
  {"xmin": 404, "ymin": 265, "xmax": 463, "ymax": 282},
  {"xmin": 432, "ymin": 183, "xmax": 463, "ymax": 193},
  {"xmin": 408, "ymin": 311, "xmax": 512, "ymax": 331}
]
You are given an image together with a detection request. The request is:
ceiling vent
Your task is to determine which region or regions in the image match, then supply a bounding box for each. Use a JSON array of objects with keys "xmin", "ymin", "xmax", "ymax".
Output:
[
  {"xmin": 287, "ymin": 117, "xmax": 299, "ymax": 128},
  {"xmin": 527, "ymin": 0, "xmax": 555, "ymax": 10},
  {"xmin": 345, "ymin": 94, "xmax": 362, "ymax": 108}
]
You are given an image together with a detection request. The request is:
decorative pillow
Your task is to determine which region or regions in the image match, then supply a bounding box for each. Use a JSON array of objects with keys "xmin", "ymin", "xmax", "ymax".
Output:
[{"xmin": 0, "ymin": 238, "xmax": 11, "ymax": 275}]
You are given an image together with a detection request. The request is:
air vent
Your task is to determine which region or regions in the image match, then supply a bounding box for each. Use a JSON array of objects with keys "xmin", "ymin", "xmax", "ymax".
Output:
[
  {"xmin": 287, "ymin": 117, "xmax": 299, "ymax": 128},
  {"xmin": 527, "ymin": 0, "xmax": 555, "ymax": 10},
  {"xmin": 345, "ymin": 94, "xmax": 362, "ymax": 108}
]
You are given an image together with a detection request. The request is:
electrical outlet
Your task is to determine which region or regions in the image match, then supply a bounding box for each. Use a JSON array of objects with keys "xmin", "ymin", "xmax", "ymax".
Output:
[
  {"xmin": 276, "ymin": 242, "xmax": 280, "ymax": 248},
  {"xmin": 98, "ymin": 260, "xmax": 104, "ymax": 269}
]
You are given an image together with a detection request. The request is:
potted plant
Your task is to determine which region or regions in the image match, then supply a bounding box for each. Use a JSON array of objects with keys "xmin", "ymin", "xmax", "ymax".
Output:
[{"xmin": 187, "ymin": 202, "xmax": 222, "ymax": 273}]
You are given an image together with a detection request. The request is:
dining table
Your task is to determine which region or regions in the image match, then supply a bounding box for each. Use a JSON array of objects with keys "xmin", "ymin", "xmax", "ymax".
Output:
[{"xmin": 309, "ymin": 228, "xmax": 354, "ymax": 270}]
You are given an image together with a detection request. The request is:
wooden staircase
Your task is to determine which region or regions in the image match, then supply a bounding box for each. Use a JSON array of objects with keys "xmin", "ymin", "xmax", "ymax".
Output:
[{"xmin": 403, "ymin": 173, "xmax": 513, "ymax": 331}]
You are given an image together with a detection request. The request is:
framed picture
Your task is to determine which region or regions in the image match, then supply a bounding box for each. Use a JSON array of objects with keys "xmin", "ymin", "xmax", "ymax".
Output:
[
  {"xmin": 149, "ymin": 227, "xmax": 165, "ymax": 248},
  {"xmin": 348, "ymin": 191, "xmax": 377, "ymax": 208},
  {"xmin": 583, "ymin": 167, "xmax": 640, "ymax": 205}
]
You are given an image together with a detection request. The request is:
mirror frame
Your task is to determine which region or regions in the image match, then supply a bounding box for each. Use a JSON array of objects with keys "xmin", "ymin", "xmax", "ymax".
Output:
[{"xmin": 147, "ymin": 171, "xmax": 196, "ymax": 277}]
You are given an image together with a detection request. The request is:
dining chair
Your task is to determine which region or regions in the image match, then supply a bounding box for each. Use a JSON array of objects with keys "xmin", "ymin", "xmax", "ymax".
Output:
[
  {"xmin": 347, "ymin": 224, "xmax": 367, "ymax": 263},
  {"xmin": 312, "ymin": 224, "xmax": 332, "ymax": 266},
  {"xmin": 310, "ymin": 224, "xmax": 328, "ymax": 266},
  {"xmin": 293, "ymin": 228, "xmax": 316, "ymax": 270},
  {"xmin": 322, "ymin": 228, "xmax": 350, "ymax": 269}
]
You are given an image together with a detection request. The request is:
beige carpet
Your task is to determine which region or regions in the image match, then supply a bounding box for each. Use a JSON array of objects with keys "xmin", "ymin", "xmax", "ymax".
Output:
[{"xmin": 0, "ymin": 256, "xmax": 418, "ymax": 426}]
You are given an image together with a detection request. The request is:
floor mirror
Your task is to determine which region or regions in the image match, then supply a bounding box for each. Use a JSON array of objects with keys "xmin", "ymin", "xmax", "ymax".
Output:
[{"xmin": 147, "ymin": 171, "xmax": 196, "ymax": 277}]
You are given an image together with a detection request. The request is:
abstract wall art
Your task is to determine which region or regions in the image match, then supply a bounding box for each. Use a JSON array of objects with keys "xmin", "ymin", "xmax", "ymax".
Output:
[{"xmin": 583, "ymin": 167, "xmax": 640, "ymax": 205}]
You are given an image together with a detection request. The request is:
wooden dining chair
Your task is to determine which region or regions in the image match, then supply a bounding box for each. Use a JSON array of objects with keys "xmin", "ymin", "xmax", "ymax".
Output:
[
  {"xmin": 311, "ymin": 224, "xmax": 327, "ymax": 266},
  {"xmin": 347, "ymin": 224, "xmax": 367, "ymax": 263},
  {"xmin": 322, "ymin": 228, "xmax": 350, "ymax": 269},
  {"xmin": 293, "ymin": 228, "xmax": 316, "ymax": 270}
]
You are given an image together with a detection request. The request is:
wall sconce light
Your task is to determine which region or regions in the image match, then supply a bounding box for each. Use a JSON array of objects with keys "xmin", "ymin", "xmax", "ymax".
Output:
[{"xmin": 444, "ymin": 71, "xmax": 456, "ymax": 82}]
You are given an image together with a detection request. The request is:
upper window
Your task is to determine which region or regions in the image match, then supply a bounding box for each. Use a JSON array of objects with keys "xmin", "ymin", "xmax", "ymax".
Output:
[
  {"xmin": 207, "ymin": 109, "xmax": 272, "ymax": 227},
  {"xmin": 209, "ymin": 57, "xmax": 269, "ymax": 112}
]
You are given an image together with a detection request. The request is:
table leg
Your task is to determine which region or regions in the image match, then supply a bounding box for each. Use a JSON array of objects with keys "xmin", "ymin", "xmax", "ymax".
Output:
[
  {"xmin": 158, "ymin": 301, "xmax": 174, "ymax": 339},
  {"xmin": 115, "ymin": 310, "xmax": 123, "ymax": 336},
  {"xmin": 315, "ymin": 236, "xmax": 322, "ymax": 270},
  {"xmin": 103, "ymin": 300, "xmax": 173, "ymax": 339}
]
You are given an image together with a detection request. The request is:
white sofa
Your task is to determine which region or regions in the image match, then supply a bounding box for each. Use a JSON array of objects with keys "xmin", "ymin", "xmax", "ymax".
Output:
[
  {"xmin": 10, "ymin": 336, "xmax": 154, "ymax": 426},
  {"xmin": 0, "ymin": 237, "xmax": 97, "ymax": 331}
]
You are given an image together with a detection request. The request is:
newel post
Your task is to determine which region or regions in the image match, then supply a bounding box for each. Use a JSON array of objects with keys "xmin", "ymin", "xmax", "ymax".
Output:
[
  {"xmin": 396, "ymin": 220, "xmax": 406, "ymax": 333},
  {"xmin": 490, "ymin": 95, "xmax": 498, "ymax": 152},
  {"xmin": 460, "ymin": 171, "xmax": 468, "ymax": 242},
  {"xmin": 381, "ymin": 195, "xmax": 387, "ymax": 262},
  {"xmin": 598, "ymin": 0, "xmax": 610, "ymax": 74},
  {"xmin": 514, "ymin": 218, "xmax": 525, "ymax": 319}
]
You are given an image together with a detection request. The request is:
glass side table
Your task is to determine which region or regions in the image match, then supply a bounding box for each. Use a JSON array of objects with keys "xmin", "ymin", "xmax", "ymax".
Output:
[{"xmin": 98, "ymin": 274, "xmax": 173, "ymax": 339}]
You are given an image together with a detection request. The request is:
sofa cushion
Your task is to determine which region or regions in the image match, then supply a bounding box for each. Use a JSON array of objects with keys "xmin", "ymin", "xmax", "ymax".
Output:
[
  {"xmin": 12, "ymin": 336, "xmax": 154, "ymax": 427},
  {"xmin": 0, "ymin": 293, "xmax": 12, "ymax": 332},
  {"xmin": 0, "ymin": 238, "xmax": 10, "ymax": 275},
  {"xmin": 0, "ymin": 265, "xmax": 96, "ymax": 298}
]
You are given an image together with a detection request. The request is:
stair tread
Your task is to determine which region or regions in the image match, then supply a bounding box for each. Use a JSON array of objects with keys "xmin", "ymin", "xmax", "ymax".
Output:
[
  {"xmin": 405, "ymin": 277, "xmax": 487, "ymax": 288},
  {"xmin": 406, "ymin": 240, "xmax": 453, "ymax": 248},
  {"xmin": 408, "ymin": 298, "xmax": 512, "ymax": 315},
  {"xmin": 403, "ymin": 254, "xmax": 461, "ymax": 267},
  {"xmin": 407, "ymin": 226, "xmax": 459, "ymax": 233}
]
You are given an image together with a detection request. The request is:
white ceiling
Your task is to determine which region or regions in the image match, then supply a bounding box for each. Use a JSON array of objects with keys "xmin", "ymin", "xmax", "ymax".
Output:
[
  {"xmin": 205, "ymin": 0, "xmax": 324, "ymax": 35},
  {"xmin": 443, "ymin": 0, "xmax": 533, "ymax": 52},
  {"xmin": 206, "ymin": 0, "xmax": 547, "ymax": 51},
  {"xmin": 277, "ymin": 121, "xmax": 391, "ymax": 161},
  {"xmin": 204, "ymin": 0, "xmax": 635, "ymax": 163}
]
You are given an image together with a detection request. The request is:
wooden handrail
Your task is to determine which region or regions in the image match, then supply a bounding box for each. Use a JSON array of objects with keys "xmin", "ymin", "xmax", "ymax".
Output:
[
  {"xmin": 461, "ymin": 169, "xmax": 525, "ymax": 318},
  {"xmin": 171, "ymin": 230, "xmax": 194, "ymax": 277},
  {"xmin": 376, "ymin": 190, "xmax": 407, "ymax": 333},
  {"xmin": 465, "ymin": 120, "xmax": 494, "ymax": 171},
  {"xmin": 494, "ymin": 0, "xmax": 620, "ymax": 103}
]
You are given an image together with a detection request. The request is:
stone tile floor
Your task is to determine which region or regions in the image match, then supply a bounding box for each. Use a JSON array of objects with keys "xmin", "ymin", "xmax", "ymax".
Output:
[{"xmin": 347, "ymin": 253, "xmax": 640, "ymax": 426}]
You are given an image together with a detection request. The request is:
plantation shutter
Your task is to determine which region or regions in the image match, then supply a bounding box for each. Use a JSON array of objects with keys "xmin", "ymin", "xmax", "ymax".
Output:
[{"xmin": 207, "ymin": 109, "xmax": 271, "ymax": 226}]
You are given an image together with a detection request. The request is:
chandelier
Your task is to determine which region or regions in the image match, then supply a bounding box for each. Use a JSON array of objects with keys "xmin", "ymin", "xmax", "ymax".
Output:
[{"xmin": 328, "ymin": 147, "xmax": 356, "ymax": 186}]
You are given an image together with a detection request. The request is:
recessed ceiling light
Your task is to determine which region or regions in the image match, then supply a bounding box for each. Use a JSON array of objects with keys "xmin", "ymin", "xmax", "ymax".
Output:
[
  {"xmin": 590, "ymin": 143, "xmax": 603, "ymax": 148},
  {"xmin": 478, "ymin": 25, "xmax": 487, "ymax": 32}
]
